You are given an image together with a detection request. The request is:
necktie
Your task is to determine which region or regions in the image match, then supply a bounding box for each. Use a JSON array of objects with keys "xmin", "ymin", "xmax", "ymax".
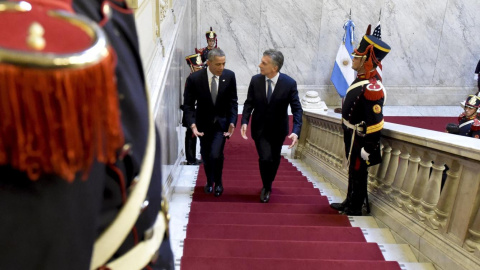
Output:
[
  {"xmin": 211, "ymin": 75, "xmax": 217, "ymax": 104},
  {"xmin": 267, "ymin": 79, "xmax": 272, "ymax": 103}
]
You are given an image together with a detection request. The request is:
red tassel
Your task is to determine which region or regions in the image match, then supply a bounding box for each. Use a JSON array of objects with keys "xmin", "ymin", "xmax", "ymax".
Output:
[
  {"xmin": 364, "ymin": 88, "xmax": 385, "ymax": 101},
  {"xmin": 0, "ymin": 48, "xmax": 123, "ymax": 181}
]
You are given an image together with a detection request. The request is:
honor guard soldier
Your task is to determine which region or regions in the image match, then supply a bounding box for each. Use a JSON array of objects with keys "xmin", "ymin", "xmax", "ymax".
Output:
[
  {"xmin": 330, "ymin": 28, "xmax": 391, "ymax": 216},
  {"xmin": 446, "ymin": 95, "xmax": 480, "ymax": 138},
  {"xmin": 195, "ymin": 27, "xmax": 218, "ymax": 66},
  {"xmin": 0, "ymin": 1, "xmax": 174, "ymax": 269},
  {"xmin": 182, "ymin": 54, "xmax": 203, "ymax": 165}
]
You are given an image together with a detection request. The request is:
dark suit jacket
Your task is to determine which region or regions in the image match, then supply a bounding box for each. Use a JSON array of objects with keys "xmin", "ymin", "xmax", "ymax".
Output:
[
  {"xmin": 183, "ymin": 68, "xmax": 238, "ymax": 132},
  {"xmin": 242, "ymin": 73, "xmax": 303, "ymax": 142}
]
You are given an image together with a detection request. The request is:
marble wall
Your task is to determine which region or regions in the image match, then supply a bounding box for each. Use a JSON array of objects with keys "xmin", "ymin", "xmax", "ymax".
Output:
[
  {"xmin": 196, "ymin": 0, "xmax": 480, "ymax": 105},
  {"xmin": 135, "ymin": 0, "xmax": 196, "ymax": 192}
]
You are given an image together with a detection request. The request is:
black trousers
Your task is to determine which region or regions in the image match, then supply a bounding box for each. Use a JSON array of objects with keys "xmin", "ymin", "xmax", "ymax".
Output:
[
  {"xmin": 199, "ymin": 123, "xmax": 227, "ymax": 186},
  {"xmin": 345, "ymin": 145, "xmax": 369, "ymax": 212},
  {"xmin": 254, "ymin": 136, "xmax": 283, "ymax": 191},
  {"xmin": 184, "ymin": 128, "xmax": 197, "ymax": 163}
]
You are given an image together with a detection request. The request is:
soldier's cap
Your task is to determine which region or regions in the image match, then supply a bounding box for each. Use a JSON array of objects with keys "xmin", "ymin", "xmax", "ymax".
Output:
[
  {"xmin": 185, "ymin": 53, "xmax": 203, "ymax": 73},
  {"xmin": 464, "ymin": 95, "xmax": 480, "ymax": 109},
  {"xmin": 352, "ymin": 35, "xmax": 391, "ymax": 62},
  {"xmin": 205, "ymin": 26, "xmax": 217, "ymax": 40},
  {"xmin": 0, "ymin": 1, "xmax": 124, "ymax": 181}
]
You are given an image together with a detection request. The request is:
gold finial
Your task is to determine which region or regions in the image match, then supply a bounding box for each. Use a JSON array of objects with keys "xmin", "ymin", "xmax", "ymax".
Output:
[
  {"xmin": 26, "ymin": 22, "xmax": 46, "ymax": 51},
  {"xmin": 209, "ymin": 31, "xmax": 214, "ymax": 39}
]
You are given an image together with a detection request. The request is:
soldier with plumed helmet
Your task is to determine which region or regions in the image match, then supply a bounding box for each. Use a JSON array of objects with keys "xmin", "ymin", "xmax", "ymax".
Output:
[
  {"xmin": 330, "ymin": 26, "xmax": 391, "ymax": 216},
  {"xmin": 446, "ymin": 95, "xmax": 480, "ymax": 138},
  {"xmin": 195, "ymin": 27, "xmax": 219, "ymax": 66}
]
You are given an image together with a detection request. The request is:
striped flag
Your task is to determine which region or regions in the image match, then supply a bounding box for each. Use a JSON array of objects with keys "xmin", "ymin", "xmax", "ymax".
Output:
[
  {"xmin": 331, "ymin": 20, "xmax": 355, "ymax": 98},
  {"xmin": 372, "ymin": 21, "xmax": 383, "ymax": 79}
]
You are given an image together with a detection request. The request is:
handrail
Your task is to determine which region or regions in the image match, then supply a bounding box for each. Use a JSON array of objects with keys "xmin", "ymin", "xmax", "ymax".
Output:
[{"xmin": 296, "ymin": 110, "xmax": 480, "ymax": 269}]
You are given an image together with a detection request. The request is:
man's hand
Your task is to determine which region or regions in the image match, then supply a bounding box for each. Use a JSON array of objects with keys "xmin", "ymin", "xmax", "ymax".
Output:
[
  {"xmin": 223, "ymin": 123, "xmax": 235, "ymax": 138},
  {"xmin": 241, "ymin": 124, "xmax": 248, "ymax": 140},
  {"xmin": 287, "ymin": 133, "xmax": 298, "ymax": 149},
  {"xmin": 360, "ymin": 147, "xmax": 370, "ymax": 161},
  {"xmin": 191, "ymin": 124, "xmax": 204, "ymax": 137}
]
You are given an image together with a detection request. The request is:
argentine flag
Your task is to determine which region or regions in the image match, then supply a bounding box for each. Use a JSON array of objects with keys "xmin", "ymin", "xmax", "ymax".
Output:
[{"xmin": 331, "ymin": 20, "xmax": 355, "ymax": 98}]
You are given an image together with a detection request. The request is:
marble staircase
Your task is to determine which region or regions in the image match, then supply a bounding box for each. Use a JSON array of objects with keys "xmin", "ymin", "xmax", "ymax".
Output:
[
  {"xmin": 287, "ymin": 154, "xmax": 436, "ymax": 270},
  {"xmin": 168, "ymin": 147, "xmax": 437, "ymax": 270}
]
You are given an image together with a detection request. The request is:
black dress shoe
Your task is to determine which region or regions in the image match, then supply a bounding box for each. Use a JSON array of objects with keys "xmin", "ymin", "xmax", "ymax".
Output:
[
  {"xmin": 260, "ymin": 188, "xmax": 270, "ymax": 203},
  {"xmin": 214, "ymin": 186, "xmax": 224, "ymax": 197},
  {"xmin": 330, "ymin": 199, "xmax": 348, "ymax": 211},
  {"xmin": 204, "ymin": 184, "xmax": 213, "ymax": 194},
  {"xmin": 343, "ymin": 207, "xmax": 363, "ymax": 216},
  {"xmin": 186, "ymin": 160, "xmax": 200, "ymax": 165}
]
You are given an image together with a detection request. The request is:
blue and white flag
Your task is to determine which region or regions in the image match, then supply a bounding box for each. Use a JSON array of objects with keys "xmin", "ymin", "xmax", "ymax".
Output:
[{"xmin": 331, "ymin": 20, "xmax": 355, "ymax": 98}]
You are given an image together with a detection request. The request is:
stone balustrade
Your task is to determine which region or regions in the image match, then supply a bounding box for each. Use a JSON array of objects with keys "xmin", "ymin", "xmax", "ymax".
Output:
[{"xmin": 295, "ymin": 110, "xmax": 480, "ymax": 270}]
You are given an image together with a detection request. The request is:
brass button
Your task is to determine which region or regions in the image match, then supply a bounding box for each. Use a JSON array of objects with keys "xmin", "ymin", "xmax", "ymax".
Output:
[
  {"xmin": 119, "ymin": 143, "xmax": 132, "ymax": 160},
  {"xmin": 141, "ymin": 199, "xmax": 149, "ymax": 212}
]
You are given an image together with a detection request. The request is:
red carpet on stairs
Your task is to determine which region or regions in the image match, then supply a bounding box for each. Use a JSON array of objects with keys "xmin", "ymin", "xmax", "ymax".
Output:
[{"xmin": 180, "ymin": 128, "xmax": 401, "ymax": 270}]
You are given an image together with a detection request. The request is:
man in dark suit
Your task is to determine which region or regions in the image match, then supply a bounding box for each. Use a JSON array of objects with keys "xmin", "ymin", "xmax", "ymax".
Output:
[
  {"xmin": 183, "ymin": 48, "xmax": 238, "ymax": 197},
  {"xmin": 241, "ymin": 49, "xmax": 303, "ymax": 203},
  {"xmin": 0, "ymin": 1, "xmax": 174, "ymax": 269}
]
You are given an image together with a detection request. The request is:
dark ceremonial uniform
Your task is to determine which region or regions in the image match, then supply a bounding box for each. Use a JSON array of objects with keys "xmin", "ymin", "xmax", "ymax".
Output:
[
  {"xmin": 456, "ymin": 95, "xmax": 480, "ymax": 138},
  {"xmin": 182, "ymin": 54, "xmax": 203, "ymax": 165},
  {"xmin": 195, "ymin": 27, "xmax": 218, "ymax": 65},
  {"xmin": 197, "ymin": 47, "xmax": 212, "ymax": 64},
  {"xmin": 457, "ymin": 114, "xmax": 480, "ymax": 138},
  {"xmin": 73, "ymin": 2, "xmax": 174, "ymax": 269},
  {"xmin": 341, "ymin": 76, "xmax": 385, "ymax": 214},
  {"xmin": 0, "ymin": 1, "xmax": 173, "ymax": 269},
  {"xmin": 181, "ymin": 104, "xmax": 199, "ymax": 164},
  {"xmin": 331, "ymin": 33, "xmax": 391, "ymax": 216}
]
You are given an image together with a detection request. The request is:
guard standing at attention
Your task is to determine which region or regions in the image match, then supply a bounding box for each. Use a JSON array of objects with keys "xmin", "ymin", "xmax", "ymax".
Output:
[
  {"xmin": 181, "ymin": 54, "xmax": 204, "ymax": 165},
  {"xmin": 195, "ymin": 27, "xmax": 219, "ymax": 66},
  {"xmin": 330, "ymin": 28, "xmax": 391, "ymax": 216}
]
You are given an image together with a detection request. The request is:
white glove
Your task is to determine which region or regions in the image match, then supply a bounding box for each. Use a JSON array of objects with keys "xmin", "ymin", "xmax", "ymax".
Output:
[
  {"xmin": 360, "ymin": 147, "xmax": 370, "ymax": 161},
  {"xmin": 475, "ymin": 74, "xmax": 479, "ymax": 81}
]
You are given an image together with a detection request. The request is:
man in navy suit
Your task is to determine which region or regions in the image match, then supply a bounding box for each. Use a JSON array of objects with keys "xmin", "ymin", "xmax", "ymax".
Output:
[
  {"xmin": 241, "ymin": 49, "xmax": 303, "ymax": 203},
  {"xmin": 183, "ymin": 48, "xmax": 238, "ymax": 197}
]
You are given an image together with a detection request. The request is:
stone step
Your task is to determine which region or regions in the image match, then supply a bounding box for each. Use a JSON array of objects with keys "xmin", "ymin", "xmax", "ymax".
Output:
[
  {"xmin": 380, "ymin": 244, "xmax": 418, "ymax": 263},
  {"xmin": 399, "ymin": 262, "xmax": 436, "ymax": 270},
  {"xmin": 362, "ymin": 228, "xmax": 397, "ymax": 244}
]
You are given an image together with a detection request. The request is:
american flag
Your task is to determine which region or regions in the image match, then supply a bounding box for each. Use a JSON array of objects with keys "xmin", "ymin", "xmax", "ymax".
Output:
[
  {"xmin": 372, "ymin": 22, "xmax": 381, "ymax": 39},
  {"xmin": 373, "ymin": 21, "xmax": 383, "ymax": 79}
]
